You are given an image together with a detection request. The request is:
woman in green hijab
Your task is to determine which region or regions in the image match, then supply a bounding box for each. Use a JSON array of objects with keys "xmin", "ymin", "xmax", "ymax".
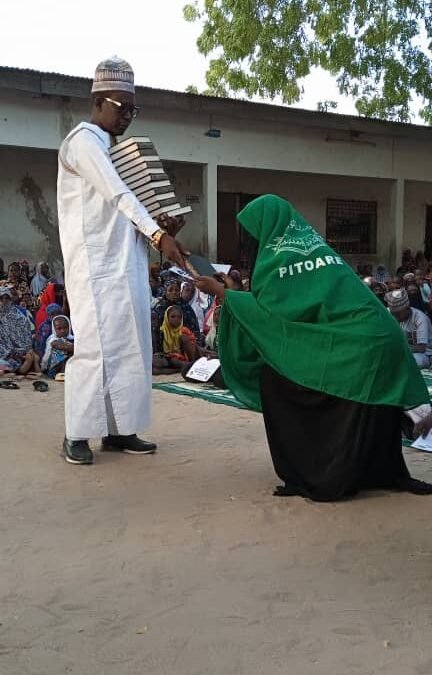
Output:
[{"xmin": 196, "ymin": 195, "xmax": 432, "ymax": 501}]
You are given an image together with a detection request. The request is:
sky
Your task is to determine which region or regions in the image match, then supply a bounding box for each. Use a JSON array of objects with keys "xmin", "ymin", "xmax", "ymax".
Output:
[{"xmin": 1, "ymin": 0, "xmax": 356, "ymax": 114}]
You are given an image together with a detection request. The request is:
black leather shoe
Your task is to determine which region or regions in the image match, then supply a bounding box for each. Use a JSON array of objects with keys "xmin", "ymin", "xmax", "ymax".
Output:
[
  {"xmin": 62, "ymin": 438, "xmax": 94, "ymax": 465},
  {"xmin": 101, "ymin": 434, "xmax": 157, "ymax": 455}
]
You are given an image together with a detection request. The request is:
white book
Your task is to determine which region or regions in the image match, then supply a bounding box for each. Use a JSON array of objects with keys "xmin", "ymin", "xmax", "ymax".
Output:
[{"xmin": 186, "ymin": 357, "xmax": 221, "ymax": 383}]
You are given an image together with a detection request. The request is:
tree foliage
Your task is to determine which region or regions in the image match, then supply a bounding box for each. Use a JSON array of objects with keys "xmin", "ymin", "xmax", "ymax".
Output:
[{"xmin": 183, "ymin": 0, "xmax": 432, "ymax": 123}]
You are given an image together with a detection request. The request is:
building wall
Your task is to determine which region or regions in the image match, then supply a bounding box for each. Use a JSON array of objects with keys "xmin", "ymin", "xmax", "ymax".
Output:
[
  {"xmin": 0, "ymin": 146, "xmax": 206, "ymax": 267},
  {"xmin": 218, "ymin": 167, "xmax": 394, "ymax": 268},
  {"xmin": 0, "ymin": 145, "xmax": 60, "ymax": 268},
  {"xmin": 163, "ymin": 162, "xmax": 205, "ymax": 254},
  {"xmin": 2, "ymin": 89, "xmax": 432, "ymax": 183},
  {"xmin": 404, "ymin": 181, "xmax": 432, "ymax": 253},
  {"xmin": 1, "ymin": 86, "xmax": 432, "ymax": 272}
]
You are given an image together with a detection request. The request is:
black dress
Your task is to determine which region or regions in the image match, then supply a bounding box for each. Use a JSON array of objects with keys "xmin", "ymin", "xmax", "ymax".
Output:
[{"xmin": 260, "ymin": 365, "xmax": 432, "ymax": 501}]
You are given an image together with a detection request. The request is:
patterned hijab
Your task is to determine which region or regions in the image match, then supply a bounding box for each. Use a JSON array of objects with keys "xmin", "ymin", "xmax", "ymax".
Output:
[{"xmin": 0, "ymin": 294, "xmax": 32, "ymax": 360}]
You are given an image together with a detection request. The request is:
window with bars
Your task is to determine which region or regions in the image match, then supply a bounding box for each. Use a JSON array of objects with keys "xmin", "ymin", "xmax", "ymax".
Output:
[{"xmin": 326, "ymin": 199, "xmax": 377, "ymax": 254}]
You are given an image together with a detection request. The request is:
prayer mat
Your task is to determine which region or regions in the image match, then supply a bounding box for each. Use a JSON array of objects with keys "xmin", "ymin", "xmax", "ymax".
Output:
[
  {"xmin": 152, "ymin": 381, "xmax": 249, "ymax": 410},
  {"xmin": 403, "ymin": 369, "xmax": 432, "ymax": 447}
]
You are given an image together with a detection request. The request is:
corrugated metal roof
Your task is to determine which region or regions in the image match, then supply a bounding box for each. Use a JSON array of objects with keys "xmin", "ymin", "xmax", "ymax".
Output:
[{"xmin": 0, "ymin": 64, "xmax": 431, "ymax": 138}]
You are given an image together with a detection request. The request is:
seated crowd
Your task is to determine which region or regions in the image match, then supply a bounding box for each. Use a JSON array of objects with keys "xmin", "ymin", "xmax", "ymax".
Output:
[
  {"xmin": 0, "ymin": 258, "xmax": 73, "ymax": 379},
  {"xmin": 150, "ymin": 263, "xmax": 244, "ymax": 380},
  {"xmin": 0, "ymin": 256, "xmax": 247, "ymax": 384},
  {"xmin": 4, "ymin": 248, "xmax": 431, "ymax": 386},
  {"xmin": 361, "ymin": 249, "xmax": 432, "ymax": 369}
]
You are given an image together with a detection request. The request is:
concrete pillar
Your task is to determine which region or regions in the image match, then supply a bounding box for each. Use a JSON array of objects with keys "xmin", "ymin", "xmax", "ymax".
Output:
[
  {"xmin": 203, "ymin": 162, "xmax": 218, "ymax": 260},
  {"xmin": 390, "ymin": 178, "xmax": 405, "ymax": 272}
]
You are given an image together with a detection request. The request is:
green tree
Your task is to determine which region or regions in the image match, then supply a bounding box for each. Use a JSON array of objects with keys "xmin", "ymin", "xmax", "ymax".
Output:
[{"xmin": 183, "ymin": 0, "xmax": 432, "ymax": 123}]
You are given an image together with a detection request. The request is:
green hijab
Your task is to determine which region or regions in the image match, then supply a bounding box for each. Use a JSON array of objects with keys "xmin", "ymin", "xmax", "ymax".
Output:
[{"xmin": 218, "ymin": 194, "xmax": 429, "ymax": 411}]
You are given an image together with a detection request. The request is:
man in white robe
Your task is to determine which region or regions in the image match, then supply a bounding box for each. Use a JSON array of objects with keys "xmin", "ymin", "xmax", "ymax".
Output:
[{"xmin": 57, "ymin": 56, "xmax": 185, "ymax": 465}]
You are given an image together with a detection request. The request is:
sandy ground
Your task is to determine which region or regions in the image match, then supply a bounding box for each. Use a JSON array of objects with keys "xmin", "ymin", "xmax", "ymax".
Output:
[{"xmin": 1, "ymin": 378, "xmax": 432, "ymax": 675}]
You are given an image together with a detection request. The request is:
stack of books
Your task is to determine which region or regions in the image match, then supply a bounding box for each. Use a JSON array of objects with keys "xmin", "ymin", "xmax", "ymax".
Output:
[{"xmin": 110, "ymin": 136, "xmax": 192, "ymax": 218}]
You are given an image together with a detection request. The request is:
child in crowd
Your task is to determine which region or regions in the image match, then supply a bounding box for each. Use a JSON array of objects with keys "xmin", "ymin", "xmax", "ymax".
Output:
[
  {"xmin": 41, "ymin": 315, "xmax": 74, "ymax": 379},
  {"xmin": 203, "ymin": 304, "xmax": 221, "ymax": 357},
  {"xmin": 36, "ymin": 303, "xmax": 63, "ymax": 357},
  {"xmin": 152, "ymin": 306, "xmax": 199, "ymax": 374}
]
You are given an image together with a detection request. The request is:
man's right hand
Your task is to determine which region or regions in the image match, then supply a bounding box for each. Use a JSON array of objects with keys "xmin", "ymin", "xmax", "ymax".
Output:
[{"xmin": 159, "ymin": 233, "xmax": 189, "ymax": 269}]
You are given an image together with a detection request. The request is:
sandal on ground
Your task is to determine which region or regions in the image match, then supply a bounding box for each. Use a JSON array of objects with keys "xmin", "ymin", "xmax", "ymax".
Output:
[
  {"xmin": 0, "ymin": 380, "xmax": 20, "ymax": 390},
  {"xmin": 33, "ymin": 380, "xmax": 49, "ymax": 392},
  {"xmin": 55, "ymin": 373, "xmax": 65, "ymax": 382}
]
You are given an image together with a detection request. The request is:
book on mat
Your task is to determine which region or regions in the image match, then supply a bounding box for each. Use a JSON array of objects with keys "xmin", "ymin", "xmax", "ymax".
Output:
[{"xmin": 186, "ymin": 357, "xmax": 221, "ymax": 383}]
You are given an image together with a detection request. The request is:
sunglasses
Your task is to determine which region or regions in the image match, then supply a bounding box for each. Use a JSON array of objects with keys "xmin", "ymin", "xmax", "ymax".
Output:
[{"xmin": 104, "ymin": 97, "xmax": 140, "ymax": 118}]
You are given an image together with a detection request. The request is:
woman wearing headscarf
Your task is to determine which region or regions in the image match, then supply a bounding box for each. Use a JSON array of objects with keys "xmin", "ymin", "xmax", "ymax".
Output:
[
  {"xmin": 0, "ymin": 287, "xmax": 40, "ymax": 374},
  {"xmin": 30, "ymin": 262, "xmax": 50, "ymax": 297},
  {"xmin": 35, "ymin": 283, "xmax": 65, "ymax": 330},
  {"xmin": 154, "ymin": 280, "xmax": 201, "ymax": 341},
  {"xmin": 180, "ymin": 281, "xmax": 207, "ymax": 332},
  {"xmin": 0, "ymin": 262, "xmax": 30, "ymax": 302},
  {"xmin": 152, "ymin": 306, "xmax": 198, "ymax": 373},
  {"xmin": 195, "ymin": 195, "xmax": 432, "ymax": 501}
]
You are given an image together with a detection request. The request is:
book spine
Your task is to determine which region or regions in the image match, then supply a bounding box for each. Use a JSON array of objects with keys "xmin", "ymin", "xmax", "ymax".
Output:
[{"xmin": 110, "ymin": 136, "xmax": 152, "ymax": 156}]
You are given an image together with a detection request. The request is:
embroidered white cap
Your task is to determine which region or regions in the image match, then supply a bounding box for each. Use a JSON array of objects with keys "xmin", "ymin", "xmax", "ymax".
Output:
[{"xmin": 91, "ymin": 56, "xmax": 135, "ymax": 94}]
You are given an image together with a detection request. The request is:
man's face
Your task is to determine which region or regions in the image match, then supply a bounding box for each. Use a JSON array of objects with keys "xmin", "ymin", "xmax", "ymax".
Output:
[
  {"xmin": 96, "ymin": 91, "xmax": 137, "ymax": 136},
  {"xmin": 392, "ymin": 307, "xmax": 411, "ymax": 322},
  {"xmin": 41, "ymin": 263, "xmax": 50, "ymax": 277}
]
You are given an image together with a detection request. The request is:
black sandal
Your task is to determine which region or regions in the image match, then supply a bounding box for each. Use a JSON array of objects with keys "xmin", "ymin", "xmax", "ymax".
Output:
[
  {"xmin": 0, "ymin": 380, "xmax": 20, "ymax": 390},
  {"xmin": 33, "ymin": 380, "xmax": 49, "ymax": 392}
]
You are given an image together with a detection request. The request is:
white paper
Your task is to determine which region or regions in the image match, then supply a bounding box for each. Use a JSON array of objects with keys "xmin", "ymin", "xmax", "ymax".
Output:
[
  {"xmin": 212, "ymin": 263, "xmax": 231, "ymax": 274},
  {"xmin": 186, "ymin": 357, "xmax": 221, "ymax": 382},
  {"xmin": 412, "ymin": 430, "xmax": 432, "ymax": 452},
  {"xmin": 168, "ymin": 266, "xmax": 194, "ymax": 280}
]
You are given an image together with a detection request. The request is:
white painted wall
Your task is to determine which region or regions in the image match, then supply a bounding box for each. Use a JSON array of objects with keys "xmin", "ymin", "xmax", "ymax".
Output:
[
  {"xmin": 2, "ymin": 89, "xmax": 432, "ymax": 183},
  {"xmin": 0, "ymin": 146, "xmax": 59, "ymax": 265}
]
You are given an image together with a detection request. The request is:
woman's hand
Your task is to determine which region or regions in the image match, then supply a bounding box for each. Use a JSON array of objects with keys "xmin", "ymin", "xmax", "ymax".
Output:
[
  {"xmin": 219, "ymin": 272, "xmax": 237, "ymax": 290},
  {"xmin": 195, "ymin": 276, "xmax": 225, "ymax": 299}
]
